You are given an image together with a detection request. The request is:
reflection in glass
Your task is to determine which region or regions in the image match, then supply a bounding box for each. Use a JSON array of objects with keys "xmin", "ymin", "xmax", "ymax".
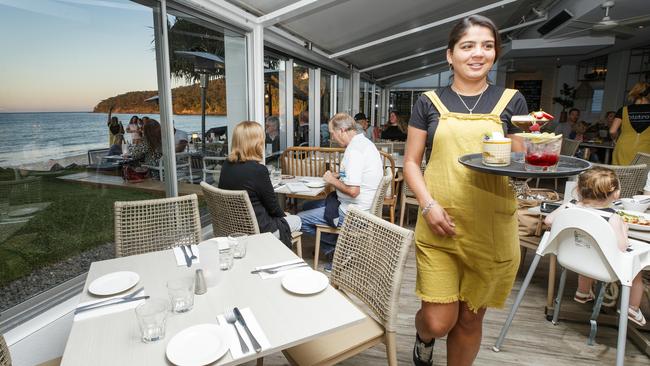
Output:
[
  {"xmin": 337, "ymin": 76, "xmax": 350, "ymax": 115},
  {"xmin": 293, "ymin": 63, "xmax": 309, "ymax": 146},
  {"xmin": 320, "ymin": 73, "xmax": 332, "ymax": 146},
  {"xmin": 264, "ymin": 55, "xmax": 282, "ymax": 165}
]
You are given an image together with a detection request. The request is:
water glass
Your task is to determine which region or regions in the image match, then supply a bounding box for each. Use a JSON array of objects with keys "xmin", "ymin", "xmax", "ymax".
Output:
[
  {"xmin": 228, "ymin": 233, "xmax": 248, "ymax": 259},
  {"xmin": 167, "ymin": 278, "xmax": 195, "ymax": 313},
  {"xmin": 219, "ymin": 246, "xmax": 234, "ymax": 270},
  {"xmin": 135, "ymin": 298, "xmax": 169, "ymax": 343}
]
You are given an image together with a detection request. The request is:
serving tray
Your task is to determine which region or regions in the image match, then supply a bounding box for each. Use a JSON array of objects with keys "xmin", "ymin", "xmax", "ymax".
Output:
[{"xmin": 458, "ymin": 152, "xmax": 591, "ymax": 178}]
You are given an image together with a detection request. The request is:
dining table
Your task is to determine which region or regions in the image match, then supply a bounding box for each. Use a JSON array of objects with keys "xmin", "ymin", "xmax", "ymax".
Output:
[
  {"xmin": 60, "ymin": 233, "xmax": 366, "ymax": 366},
  {"xmin": 578, "ymin": 141, "xmax": 615, "ymax": 164}
]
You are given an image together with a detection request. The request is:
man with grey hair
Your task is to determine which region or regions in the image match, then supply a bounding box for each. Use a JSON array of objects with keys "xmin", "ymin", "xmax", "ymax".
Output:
[{"xmin": 298, "ymin": 113, "xmax": 383, "ymax": 271}]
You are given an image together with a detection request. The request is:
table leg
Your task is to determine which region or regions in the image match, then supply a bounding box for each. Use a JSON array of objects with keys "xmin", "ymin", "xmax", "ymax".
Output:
[{"xmin": 605, "ymin": 149, "xmax": 611, "ymax": 164}]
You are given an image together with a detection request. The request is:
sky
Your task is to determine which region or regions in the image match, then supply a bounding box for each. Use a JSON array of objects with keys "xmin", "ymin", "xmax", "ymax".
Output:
[{"xmin": 0, "ymin": 0, "xmax": 162, "ymax": 112}]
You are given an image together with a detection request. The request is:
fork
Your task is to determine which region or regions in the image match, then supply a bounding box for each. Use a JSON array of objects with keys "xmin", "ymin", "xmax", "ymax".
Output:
[
  {"xmin": 224, "ymin": 310, "xmax": 249, "ymax": 353},
  {"xmin": 264, "ymin": 263, "xmax": 309, "ymax": 274},
  {"xmin": 187, "ymin": 245, "xmax": 197, "ymax": 260}
]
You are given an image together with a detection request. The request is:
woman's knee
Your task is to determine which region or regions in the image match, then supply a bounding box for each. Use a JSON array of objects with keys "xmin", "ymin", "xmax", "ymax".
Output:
[{"xmin": 417, "ymin": 302, "xmax": 458, "ymax": 337}]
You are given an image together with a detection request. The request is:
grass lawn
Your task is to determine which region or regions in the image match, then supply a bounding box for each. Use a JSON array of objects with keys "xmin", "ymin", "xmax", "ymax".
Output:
[{"xmin": 0, "ymin": 168, "xmax": 158, "ymax": 287}]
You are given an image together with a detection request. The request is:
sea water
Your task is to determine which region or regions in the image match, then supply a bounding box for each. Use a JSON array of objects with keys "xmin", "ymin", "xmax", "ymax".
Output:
[{"xmin": 0, "ymin": 112, "xmax": 227, "ymax": 167}]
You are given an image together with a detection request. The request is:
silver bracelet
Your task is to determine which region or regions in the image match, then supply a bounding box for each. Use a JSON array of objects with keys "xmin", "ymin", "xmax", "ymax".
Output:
[{"xmin": 421, "ymin": 200, "xmax": 438, "ymax": 216}]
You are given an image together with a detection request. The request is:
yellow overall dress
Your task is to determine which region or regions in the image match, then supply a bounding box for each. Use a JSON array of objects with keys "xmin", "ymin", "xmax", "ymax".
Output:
[
  {"xmin": 612, "ymin": 106, "xmax": 650, "ymax": 165},
  {"xmin": 415, "ymin": 89, "xmax": 520, "ymax": 312}
]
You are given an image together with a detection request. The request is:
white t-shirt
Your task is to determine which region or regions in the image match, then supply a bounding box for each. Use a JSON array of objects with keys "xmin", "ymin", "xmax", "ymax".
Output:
[
  {"xmin": 337, "ymin": 133, "xmax": 383, "ymax": 213},
  {"xmin": 174, "ymin": 129, "xmax": 188, "ymax": 144},
  {"xmin": 644, "ymin": 171, "xmax": 650, "ymax": 192}
]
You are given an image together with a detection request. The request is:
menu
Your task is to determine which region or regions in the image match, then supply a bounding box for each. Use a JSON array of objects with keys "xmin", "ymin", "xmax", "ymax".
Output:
[{"xmin": 514, "ymin": 80, "xmax": 542, "ymax": 112}]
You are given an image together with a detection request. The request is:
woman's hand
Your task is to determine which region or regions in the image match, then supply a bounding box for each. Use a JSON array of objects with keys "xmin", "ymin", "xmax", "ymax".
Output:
[{"xmin": 423, "ymin": 203, "xmax": 456, "ymax": 236}]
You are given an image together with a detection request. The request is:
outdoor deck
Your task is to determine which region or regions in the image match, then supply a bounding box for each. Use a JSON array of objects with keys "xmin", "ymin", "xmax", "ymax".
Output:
[
  {"xmin": 58, "ymin": 171, "xmax": 204, "ymax": 197},
  {"xmin": 252, "ymin": 234, "xmax": 650, "ymax": 366}
]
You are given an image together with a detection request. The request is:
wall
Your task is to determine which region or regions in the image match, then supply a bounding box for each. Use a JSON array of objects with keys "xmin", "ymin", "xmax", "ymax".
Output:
[{"xmin": 506, "ymin": 65, "xmax": 558, "ymax": 113}]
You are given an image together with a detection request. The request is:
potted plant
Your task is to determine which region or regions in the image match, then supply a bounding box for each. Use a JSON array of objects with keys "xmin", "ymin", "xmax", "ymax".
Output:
[{"xmin": 552, "ymin": 83, "xmax": 576, "ymax": 122}]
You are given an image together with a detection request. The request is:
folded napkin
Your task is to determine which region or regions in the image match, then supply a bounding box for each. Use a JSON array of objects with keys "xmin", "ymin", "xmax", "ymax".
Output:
[
  {"xmin": 74, "ymin": 289, "xmax": 146, "ymax": 322},
  {"xmin": 254, "ymin": 259, "xmax": 311, "ymax": 280},
  {"xmin": 216, "ymin": 308, "xmax": 271, "ymax": 360},
  {"xmin": 173, "ymin": 245, "xmax": 200, "ymax": 266}
]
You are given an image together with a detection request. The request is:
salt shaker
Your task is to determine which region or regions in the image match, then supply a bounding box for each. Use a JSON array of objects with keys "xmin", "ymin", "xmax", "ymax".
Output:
[{"xmin": 194, "ymin": 269, "xmax": 207, "ymax": 295}]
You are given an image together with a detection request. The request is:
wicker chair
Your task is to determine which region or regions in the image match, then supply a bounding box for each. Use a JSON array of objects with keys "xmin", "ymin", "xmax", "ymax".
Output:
[
  {"xmin": 313, "ymin": 174, "xmax": 392, "ymax": 269},
  {"xmin": 202, "ymin": 156, "xmax": 226, "ymax": 183},
  {"xmin": 114, "ymin": 194, "xmax": 202, "ymax": 257},
  {"xmin": 200, "ymin": 182, "xmax": 303, "ymax": 257},
  {"xmin": 591, "ymin": 163, "xmax": 647, "ymax": 198},
  {"xmin": 380, "ymin": 151, "xmax": 398, "ymax": 223},
  {"xmin": 399, "ymin": 164, "xmax": 426, "ymax": 227},
  {"xmin": 283, "ymin": 207, "xmax": 413, "ymax": 366},
  {"xmin": 631, "ymin": 152, "xmax": 650, "ymax": 181}
]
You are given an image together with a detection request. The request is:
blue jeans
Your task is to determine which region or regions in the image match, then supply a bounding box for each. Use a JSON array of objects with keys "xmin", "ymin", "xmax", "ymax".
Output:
[{"xmin": 298, "ymin": 200, "xmax": 346, "ymax": 256}]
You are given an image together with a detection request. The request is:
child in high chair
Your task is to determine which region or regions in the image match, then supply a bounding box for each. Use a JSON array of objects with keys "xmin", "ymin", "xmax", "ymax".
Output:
[{"xmin": 544, "ymin": 167, "xmax": 646, "ymax": 326}]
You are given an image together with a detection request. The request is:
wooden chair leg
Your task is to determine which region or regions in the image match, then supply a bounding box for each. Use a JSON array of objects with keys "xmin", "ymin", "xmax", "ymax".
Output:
[
  {"xmin": 256, "ymin": 358, "xmax": 264, "ymax": 366},
  {"xmin": 389, "ymin": 203, "xmax": 395, "ymax": 224},
  {"xmin": 385, "ymin": 331, "xmax": 398, "ymax": 366},
  {"xmin": 314, "ymin": 227, "xmax": 321, "ymax": 270},
  {"xmin": 293, "ymin": 236, "xmax": 302, "ymax": 258}
]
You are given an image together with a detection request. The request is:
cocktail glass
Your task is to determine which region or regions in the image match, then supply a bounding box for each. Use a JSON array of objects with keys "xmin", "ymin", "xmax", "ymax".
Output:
[{"xmin": 523, "ymin": 137, "xmax": 562, "ymax": 172}]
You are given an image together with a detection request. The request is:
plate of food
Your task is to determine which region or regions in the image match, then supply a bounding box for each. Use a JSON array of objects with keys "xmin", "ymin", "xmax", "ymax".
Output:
[{"xmin": 617, "ymin": 210, "xmax": 650, "ymax": 231}]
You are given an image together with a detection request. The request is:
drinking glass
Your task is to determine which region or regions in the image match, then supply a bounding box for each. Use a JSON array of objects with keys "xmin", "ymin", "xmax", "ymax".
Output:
[
  {"xmin": 228, "ymin": 233, "xmax": 248, "ymax": 259},
  {"xmin": 523, "ymin": 137, "xmax": 563, "ymax": 172},
  {"xmin": 219, "ymin": 246, "xmax": 234, "ymax": 270},
  {"xmin": 135, "ymin": 298, "xmax": 169, "ymax": 343},
  {"xmin": 167, "ymin": 278, "xmax": 195, "ymax": 313}
]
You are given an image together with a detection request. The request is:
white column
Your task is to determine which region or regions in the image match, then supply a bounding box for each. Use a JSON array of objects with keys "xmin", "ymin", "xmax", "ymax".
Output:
[
  {"xmin": 330, "ymin": 75, "xmax": 337, "ymax": 118},
  {"xmin": 278, "ymin": 61, "xmax": 288, "ymax": 151},
  {"xmin": 553, "ymin": 65, "xmax": 577, "ymax": 118},
  {"xmin": 370, "ymin": 83, "xmax": 376, "ymax": 125},
  {"xmin": 226, "ymin": 31, "xmax": 250, "ymax": 153},
  {"xmin": 248, "ymin": 24, "xmax": 264, "ymax": 124},
  {"xmin": 351, "ymin": 69, "xmax": 360, "ymax": 115},
  {"xmin": 153, "ymin": 0, "xmax": 177, "ymax": 196},
  {"xmin": 285, "ymin": 59, "xmax": 294, "ymax": 147}
]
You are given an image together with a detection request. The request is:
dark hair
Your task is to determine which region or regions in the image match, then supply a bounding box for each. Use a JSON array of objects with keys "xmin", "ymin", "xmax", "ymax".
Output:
[
  {"xmin": 606, "ymin": 111, "xmax": 615, "ymax": 116},
  {"xmin": 143, "ymin": 121, "xmax": 162, "ymax": 153},
  {"xmin": 569, "ymin": 108, "xmax": 580, "ymax": 114},
  {"xmin": 448, "ymin": 15, "xmax": 501, "ymax": 61},
  {"xmin": 129, "ymin": 115, "xmax": 139, "ymax": 124},
  {"xmin": 389, "ymin": 110, "xmax": 399, "ymax": 116}
]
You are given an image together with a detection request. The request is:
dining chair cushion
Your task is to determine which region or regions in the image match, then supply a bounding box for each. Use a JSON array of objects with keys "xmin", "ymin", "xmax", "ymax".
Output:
[{"xmin": 283, "ymin": 314, "xmax": 384, "ymax": 366}]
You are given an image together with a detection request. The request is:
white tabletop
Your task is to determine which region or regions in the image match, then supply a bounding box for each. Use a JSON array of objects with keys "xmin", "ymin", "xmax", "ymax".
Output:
[
  {"xmin": 273, "ymin": 176, "xmax": 326, "ymax": 197},
  {"xmin": 61, "ymin": 233, "xmax": 366, "ymax": 366}
]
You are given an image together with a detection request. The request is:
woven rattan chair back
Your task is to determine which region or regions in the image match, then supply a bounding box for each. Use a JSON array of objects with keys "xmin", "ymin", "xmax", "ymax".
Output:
[
  {"xmin": 560, "ymin": 139, "xmax": 581, "ymax": 156},
  {"xmin": 370, "ymin": 175, "xmax": 392, "ymax": 218},
  {"xmin": 631, "ymin": 152, "xmax": 650, "ymax": 178},
  {"xmin": 591, "ymin": 163, "xmax": 647, "ymax": 198},
  {"xmin": 331, "ymin": 207, "xmax": 413, "ymax": 332},
  {"xmin": 200, "ymin": 182, "xmax": 260, "ymax": 237},
  {"xmin": 280, "ymin": 147, "xmax": 344, "ymax": 177},
  {"xmin": 379, "ymin": 151, "xmax": 396, "ymax": 198},
  {"xmin": 114, "ymin": 194, "xmax": 202, "ymax": 257},
  {"xmin": 0, "ymin": 334, "xmax": 10, "ymax": 366}
]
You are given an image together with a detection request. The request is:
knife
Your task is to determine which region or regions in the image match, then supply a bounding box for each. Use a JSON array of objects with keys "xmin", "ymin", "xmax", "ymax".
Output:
[
  {"xmin": 234, "ymin": 307, "xmax": 261, "ymax": 352},
  {"xmin": 180, "ymin": 245, "xmax": 192, "ymax": 267},
  {"xmin": 74, "ymin": 296, "xmax": 149, "ymax": 314},
  {"xmin": 250, "ymin": 260, "xmax": 305, "ymax": 274},
  {"xmin": 76, "ymin": 287, "xmax": 144, "ymax": 311}
]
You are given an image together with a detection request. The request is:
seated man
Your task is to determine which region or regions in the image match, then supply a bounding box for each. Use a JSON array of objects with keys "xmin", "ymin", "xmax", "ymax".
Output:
[
  {"xmin": 298, "ymin": 113, "xmax": 383, "ymax": 270},
  {"xmin": 174, "ymin": 127, "xmax": 189, "ymax": 153}
]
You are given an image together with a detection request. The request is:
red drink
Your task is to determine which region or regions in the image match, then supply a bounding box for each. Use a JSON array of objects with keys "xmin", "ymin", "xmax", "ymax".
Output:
[{"xmin": 525, "ymin": 152, "xmax": 559, "ymax": 167}]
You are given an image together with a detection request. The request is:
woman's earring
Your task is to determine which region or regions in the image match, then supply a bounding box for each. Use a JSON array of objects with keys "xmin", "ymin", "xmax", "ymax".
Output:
[{"xmin": 449, "ymin": 63, "xmax": 453, "ymax": 71}]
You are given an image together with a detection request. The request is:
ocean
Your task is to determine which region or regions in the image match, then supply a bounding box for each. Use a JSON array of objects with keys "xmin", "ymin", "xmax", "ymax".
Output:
[{"xmin": 0, "ymin": 112, "xmax": 227, "ymax": 167}]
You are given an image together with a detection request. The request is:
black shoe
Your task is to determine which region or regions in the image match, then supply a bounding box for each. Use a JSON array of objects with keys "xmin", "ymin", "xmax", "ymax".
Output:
[{"xmin": 413, "ymin": 333, "xmax": 435, "ymax": 366}]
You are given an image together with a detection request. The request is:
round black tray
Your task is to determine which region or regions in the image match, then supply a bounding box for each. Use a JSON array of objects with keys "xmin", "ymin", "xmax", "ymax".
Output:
[{"xmin": 458, "ymin": 152, "xmax": 592, "ymax": 178}]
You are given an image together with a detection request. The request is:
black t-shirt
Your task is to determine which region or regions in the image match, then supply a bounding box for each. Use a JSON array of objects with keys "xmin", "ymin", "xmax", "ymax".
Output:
[
  {"xmin": 615, "ymin": 104, "xmax": 650, "ymax": 134},
  {"xmin": 381, "ymin": 125, "xmax": 407, "ymax": 141},
  {"xmin": 409, "ymin": 85, "xmax": 528, "ymax": 148}
]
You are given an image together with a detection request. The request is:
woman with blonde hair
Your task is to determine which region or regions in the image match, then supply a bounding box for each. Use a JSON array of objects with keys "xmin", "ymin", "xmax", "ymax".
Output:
[
  {"xmin": 218, "ymin": 121, "xmax": 301, "ymax": 247},
  {"xmin": 610, "ymin": 81, "xmax": 650, "ymax": 164}
]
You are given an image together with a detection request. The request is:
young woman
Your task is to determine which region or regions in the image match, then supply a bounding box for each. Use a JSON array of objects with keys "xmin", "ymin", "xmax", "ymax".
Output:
[
  {"xmin": 128, "ymin": 119, "xmax": 162, "ymax": 168},
  {"xmin": 218, "ymin": 121, "xmax": 301, "ymax": 247},
  {"xmin": 610, "ymin": 81, "xmax": 650, "ymax": 165},
  {"xmin": 381, "ymin": 111, "xmax": 407, "ymax": 141},
  {"xmin": 403, "ymin": 15, "xmax": 528, "ymax": 366},
  {"xmin": 544, "ymin": 167, "xmax": 646, "ymax": 326}
]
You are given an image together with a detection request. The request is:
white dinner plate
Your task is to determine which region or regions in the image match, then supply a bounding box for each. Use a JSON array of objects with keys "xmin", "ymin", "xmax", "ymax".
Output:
[
  {"xmin": 8, "ymin": 207, "xmax": 40, "ymax": 217},
  {"xmin": 305, "ymin": 181, "xmax": 326, "ymax": 188},
  {"xmin": 282, "ymin": 270, "xmax": 329, "ymax": 295},
  {"xmin": 88, "ymin": 271, "xmax": 140, "ymax": 296},
  {"xmin": 166, "ymin": 324, "xmax": 230, "ymax": 366}
]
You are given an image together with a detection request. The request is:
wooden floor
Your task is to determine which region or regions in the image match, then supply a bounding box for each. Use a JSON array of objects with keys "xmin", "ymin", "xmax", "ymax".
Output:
[{"xmin": 246, "ymin": 230, "xmax": 650, "ymax": 366}]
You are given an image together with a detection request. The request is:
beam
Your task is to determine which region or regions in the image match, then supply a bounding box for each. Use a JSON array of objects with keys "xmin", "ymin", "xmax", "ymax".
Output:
[
  {"xmin": 376, "ymin": 60, "xmax": 448, "ymax": 82},
  {"xmin": 360, "ymin": 16, "xmax": 546, "ymax": 73},
  {"xmin": 181, "ymin": 0, "xmax": 256, "ymax": 30},
  {"xmin": 258, "ymin": 0, "xmax": 342, "ymax": 27},
  {"xmin": 329, "ymin": 0, "xmax": 519, "ymax": 58}
]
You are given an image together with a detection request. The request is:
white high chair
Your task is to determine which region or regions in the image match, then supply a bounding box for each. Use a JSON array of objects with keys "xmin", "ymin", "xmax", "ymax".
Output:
[{"xmin": 493, "ymin": 207, "xmax": 650, "ymax": 366}]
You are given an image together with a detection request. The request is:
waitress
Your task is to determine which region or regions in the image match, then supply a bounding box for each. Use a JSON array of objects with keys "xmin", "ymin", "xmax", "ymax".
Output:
[
  {"xmin": 610, "ymin": 81, "xmax": 650, "ymax": 165},
  {"xmin": 404, "ymin": 15, "xmax": 528, "ymax": 366}
]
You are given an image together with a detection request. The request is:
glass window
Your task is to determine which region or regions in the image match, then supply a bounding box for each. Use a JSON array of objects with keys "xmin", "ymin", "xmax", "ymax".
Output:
[
  {"xmin": 320, "ymin": 72, "xmax": 332, "ymax": 146},
  {"xmin": 359, "ymin": 81, "xmax": 366, "ymax": 115},
  {"xmin": 337, "ymin": 76, "xmax": 350, "ymax": 115},
  {"xmin": 293, "ymin": 63, "xmax": 310, "ymax": 146},
  {"xmin": 0, "ymin": 0, "xmax": 161, "ymax": 312},
  {"xmin": 264, "ymin": 55, "xmax": 284, "ymax": 163},
  {"xmin": 591, "ymin": 89, "xmax": 604, "ymax": 113}
]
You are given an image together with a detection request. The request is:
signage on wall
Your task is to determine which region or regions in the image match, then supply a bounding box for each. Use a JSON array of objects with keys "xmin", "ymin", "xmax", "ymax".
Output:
[{"xmin": 514, "ymin": 80, "xmax": 542, "ymax": 112}]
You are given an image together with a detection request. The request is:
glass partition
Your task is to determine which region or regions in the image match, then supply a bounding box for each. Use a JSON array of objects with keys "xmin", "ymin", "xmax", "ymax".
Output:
[
  {"xmin": 320, "ymin": 72, "xmax": 332, "ymax": 146},
  {"xmin": 293, "ymin": 63, "xmax": 310, "ymax": 146},
  {"xmin": 264, "ymin": 55, "xmax": 285, "ymax": 164},
  {"xmin": 337, "ymin": 76, "xmax": 351, "ymax": 115}
]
